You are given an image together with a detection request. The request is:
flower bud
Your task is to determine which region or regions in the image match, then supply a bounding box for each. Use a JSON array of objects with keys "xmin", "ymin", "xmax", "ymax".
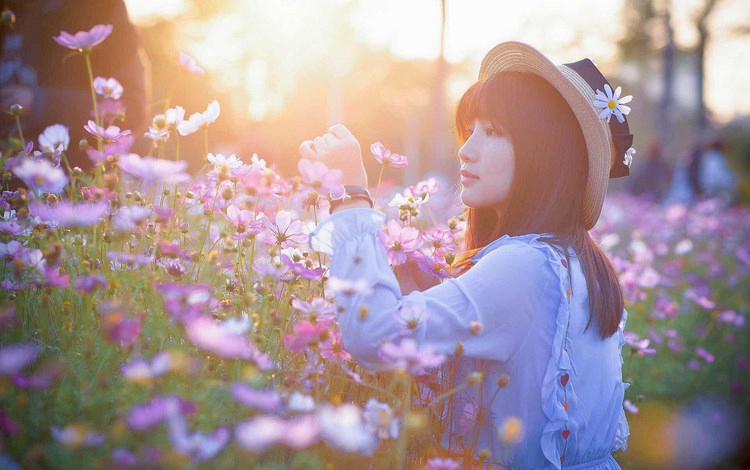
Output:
[
  {"xmin": 180, "ymin": 222, "xmax": 190, "ymax": 234},
  {"xmin": 497, "ymin": 373, "xmax": 510, "ymax": 388},
  {"xmin": 221, "ymin": 185, "xmax": 233, "ymax": 200},
  {"xmin": 78, "ymin": 138, "xmax": 89, "ymax": 150},
  {"xmin": 162, "ymin": 188, "xmax": 171, "ymax": 196},
  {"xmin": 444, "ymin": 252, "xmax": 455, "ymax": 265},
  {"xmin": 185, "ymin": 191, "xmax": 195, "ymax": 199},
  {"xmin": 478, "ymin": 448, "xmax": 490, "ymax": 460},
  {"xmin": 454, "ymin": 342, "xmax": 464, "ymax": 357},
  {"xmin": 45, "ymin": 194, "xmax": 59, "ymax": 204},
  {"xmin": 470, "ymin": 321, "xmax": 483, "ymax": 335},
  {"xmin": 1, "ymin": 8, "xmax": 16, "ymax": 25},
  {"xmin": 9, "ymin": 104, "xmax": 22, "ymax": 115},
  {"xmin": 104, "ymin": 173, "xmax": 118, "ymax": 191},
  {"xmin": 359, "ymin": 305, "xmax": 368, "ymax": 320},
  {"xmin": 73, "ymin": 167, "xmax": 83, "ymax": 175},
  {"xmin": 467, "ymin": 371, "xmax": 484, "ymax": 385}
]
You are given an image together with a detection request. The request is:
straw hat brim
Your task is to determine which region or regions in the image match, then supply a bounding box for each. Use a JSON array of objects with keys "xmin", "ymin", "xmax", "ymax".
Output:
[{"xmin": 478, "ymin": 41, "xmax": 614, "ymax": 230}]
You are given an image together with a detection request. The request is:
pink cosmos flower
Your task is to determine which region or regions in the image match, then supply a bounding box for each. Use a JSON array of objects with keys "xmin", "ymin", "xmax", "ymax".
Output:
[
  {"xmin": 118, "ymin": 153, "xmax": 190, "ymax": 184},
  {"xmin": 426, "ymin": 457, "xmax": 462, "ymax": 470},
  {"xmin": 165, "ymin": 399, "xmax": 229, "ymax": 462},
  {"xmin": 53, "ymin": 24, "xmax": 113, "ymax": 51},
  {"xmin": 695, "ymin": 347, "xmax": 715, "ymax": 364},
  {"xmin": 12, "ymin": 158, "xmax": 68, "ymax": 194},
  {"xmin": 422, "ymin": 226, "xmax": 457, "ymax": 256},
  {"xmin": 121, "ymin": 352, "xmax": 171, "ymax": 382},
  {"xmin": 84, "ymin": 120, "xmax": 131, "ymax": 144},
  {"xmin": 0, "ymin": 342, "xmax": 40, "ymax": 376},
  {"xmin": 297, "ymin": 159, "xmax": 343, "ymax": 193},
  {"xmin": 291, "ymin": 297, "xmax": 335, "ymax": 321},
  {"xmin": 225, "ymin": 205, "xmax": 266, "ymax": 240},
  {"xmin": 179, "ymin": 51, "xmax": 205, "ymax": 75},
  {"xmin": 283, "ymin": 318, "xmax": 334, "ymax": 352},
  {"xmin": 93, "ymin": 77, "xmax": 123, "ymax": 100},
  {"xmin": 85, "ymin": 135, "xmax": 134, "ymax": 164},
  {"xmin": 377, "ymin": 338, "xmax": 446, "ymax": 375},
  {"xmin": 127, "ymin": 396, "xmax": 195, "ymax": 431},
  {"xmin": 411, "ymin": 177, "xmax": 441, "ymax": 198},
  {"xmin": 111, "ymin": 205, "xmax": 152, "ymax": 232},
  {"xmin": 377, "ymin": 219, "xmax": 422, "ymax": 266},
  {"xmin": 319, "ymin": 329, "xmax": 351, "ymax": 361},
  {"xmin": 234, "ymin": 415, "xmax": 287, "ymax": 452},
  {"xmin": 184, "ymin": 315, "xmax": 255, "ymax": 361},
  {"xmin": 371, "ymin": 142, "xmax": 408, "ymax": 168},
  {"xmin": 230, "ymin": 383, "xmax": 281, "ymax": 412},
  {"xmin": 261, "ymin": 210, "xmax": 308, "ymax": 248},
  {"xmin": 50, "ymin": 424, "xmax": 105, "ymax": 448},
  {"xmin": 28, "ymin": 201, "xmax": 108, "ymax": 228}
]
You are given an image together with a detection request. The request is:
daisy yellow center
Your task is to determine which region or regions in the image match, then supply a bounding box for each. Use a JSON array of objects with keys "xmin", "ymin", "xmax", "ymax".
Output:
[{"xmin": 608, "ymin": 100, "xmax": 617, "ymax": 109}]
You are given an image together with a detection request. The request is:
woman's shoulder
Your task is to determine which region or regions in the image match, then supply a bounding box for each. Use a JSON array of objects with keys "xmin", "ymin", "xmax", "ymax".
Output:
[{"xmin": 471, "ymin": 232, "xmax": 560, "ymax": 265}]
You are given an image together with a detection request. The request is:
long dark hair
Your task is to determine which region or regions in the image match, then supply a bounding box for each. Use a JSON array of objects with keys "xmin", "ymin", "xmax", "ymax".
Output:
[{"xmin": 452, "ymin": 71, "xmax": 623, "ymax": 339}]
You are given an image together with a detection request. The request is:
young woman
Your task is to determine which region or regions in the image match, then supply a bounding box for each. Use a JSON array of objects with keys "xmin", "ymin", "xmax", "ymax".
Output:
[{"xmin": 303, "ymin": 41, "xmax": 634, "ymax": 469}]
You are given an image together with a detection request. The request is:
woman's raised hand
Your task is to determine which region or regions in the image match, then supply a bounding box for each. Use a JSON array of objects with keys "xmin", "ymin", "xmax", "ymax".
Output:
[{"xmin": 299, "ymin": 124, "xmax": 369, "ymax": 188}]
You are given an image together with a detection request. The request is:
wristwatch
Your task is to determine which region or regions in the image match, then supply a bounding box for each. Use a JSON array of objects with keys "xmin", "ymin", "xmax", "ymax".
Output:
[{"xmin": 327, "ymin": 185, "xmax": 374, "ymax": 212}]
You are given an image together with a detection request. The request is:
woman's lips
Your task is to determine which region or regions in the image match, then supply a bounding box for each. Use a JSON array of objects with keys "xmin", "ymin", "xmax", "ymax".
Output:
[{"xmin": 460, "ymin": 169, "xmax": 479, "ymax": 179}]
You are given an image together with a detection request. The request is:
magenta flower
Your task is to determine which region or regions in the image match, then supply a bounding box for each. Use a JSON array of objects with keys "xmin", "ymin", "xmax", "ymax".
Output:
[
  {"xmin": 179, "ymin": 51, "xmax": 205, "ymax": 75},
  {"xmin": 53, "ymin": 24, "xmax": 113, "ymax": 51},
  {"xmin": 377, "ymin": 338, "xmax": 446, "ymax": 375},
  {"xmin": 283, "ymin": 318, "xmax": 333, "ymax": 352},
  {"xmin": 29, "ymin": 201, "xmax": 108, "ymax": 227},
  {"xmin": 84, "ymin": 120, "xmax": 131, "ymax": 144},
  {"xmin": 695, "ymin": 347, "xmax": 715, "ymax": 364},
  {"xmin": 0, "ymin": 342, "xmax": 40, "ymax": 376},
  {"xmin": 93, "ymin": 76, "xmax": 123, "ymax": 100},
  {"xmin": 127, "ymin": 396, "xmax": 195, "ymax": 432},
  {"xmin": 297, "ymin": 158, "xmax": 343, "ymax": 193},
  {"xmin": 371, "ymin": 142, "xmax": 408, "ymax": 168},
  {"xmin": 184, "ymin": 315, "xmax": 255, "ymax": 360},
  {"xmin": 230, "ymin": 383, "xmax": 281, "ymax": 412},
  {"xmin": 319, "ymin": 329, "xmax": 351, "ymax": 362},
  {"xmin": 377, "ymin": 219, "xmax": 422, "ymax": 266},
  {"xmin": 13, "ymin": 359, "xmax": 63, "ymax": 389},
  {"xmin": 118, "ymin": 153, "xmax": 190, "ymax": 184},
  {"xmin": 261, "ymin": 210, "xmax": 308, "ymax": 248},
  {"xmin": 422, "ymin": 226, "xmax": 456, "ymax": 256}
]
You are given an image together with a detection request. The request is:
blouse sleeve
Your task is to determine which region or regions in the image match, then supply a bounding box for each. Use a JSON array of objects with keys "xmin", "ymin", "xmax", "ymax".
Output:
[{"xmin": 308, "ymin": 207, "xmax": 553, "ymax": 370}]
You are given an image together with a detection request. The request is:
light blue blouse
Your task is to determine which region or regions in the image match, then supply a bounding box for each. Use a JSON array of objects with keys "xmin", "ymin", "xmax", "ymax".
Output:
[{"xmin": 309, "ymin": 208, "xmax": 630, "ymax": 470}]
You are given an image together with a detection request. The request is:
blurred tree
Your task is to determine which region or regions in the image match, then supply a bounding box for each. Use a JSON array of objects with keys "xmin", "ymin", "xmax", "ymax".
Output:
[{"xmin": 693, "ymin": 0, "xmax": 722, "ymax": 131}]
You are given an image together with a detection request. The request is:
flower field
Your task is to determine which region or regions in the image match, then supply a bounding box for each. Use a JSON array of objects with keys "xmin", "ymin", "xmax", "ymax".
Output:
[{"xmin": 0, "ymin": 24, "xmax": 748, "ymax": 470}]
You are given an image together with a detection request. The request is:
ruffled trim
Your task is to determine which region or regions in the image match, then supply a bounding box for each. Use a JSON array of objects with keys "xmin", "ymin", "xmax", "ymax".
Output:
[
  {"xmin": 308, "ymin": 208, "xmax": 386, "ymax": 256},
  {"xmin": 533, "ymin": 238, "xmax": 579, "ymax": 470},
  {"xmin": 611, "ymin": 309, "xmax": 630, "ymax": 453},
  {"xmin": 470, "ymin": 232, "xmax": 553, "ymax": 264}
]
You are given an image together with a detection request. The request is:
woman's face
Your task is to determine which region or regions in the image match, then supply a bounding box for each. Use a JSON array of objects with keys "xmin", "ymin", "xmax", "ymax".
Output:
[{"xmin": 458, "ymin": 118, "xmax": 515, "ymax": 212}]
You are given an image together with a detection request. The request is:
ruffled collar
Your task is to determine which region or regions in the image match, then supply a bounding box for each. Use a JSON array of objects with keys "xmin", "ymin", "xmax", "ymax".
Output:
[{"xmin": 471, "ymin": 232, "xmax": 554, "ymax": 264}]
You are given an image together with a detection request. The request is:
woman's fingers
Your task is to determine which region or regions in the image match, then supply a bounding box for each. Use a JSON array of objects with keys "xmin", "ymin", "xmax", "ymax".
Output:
[
  {"xmin": 327, "ymin": 124, "xmax": 351, "ymax": 139},
  {"xmin": 313, "ymin": 136, "xmax": 326, "ymax": 154},
  {"xmin": 299, "ymin": 140, "xmax": 316, "ymax": 159},
  {"xmin": 322, "ymin": 133, "xmax": 336, "ymax": 148}
]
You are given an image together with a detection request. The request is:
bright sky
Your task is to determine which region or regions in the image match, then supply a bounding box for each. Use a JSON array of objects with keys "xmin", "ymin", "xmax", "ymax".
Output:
[{"xmin": 125, "ymin": 0, "xmax": 750, "ymax": 122}]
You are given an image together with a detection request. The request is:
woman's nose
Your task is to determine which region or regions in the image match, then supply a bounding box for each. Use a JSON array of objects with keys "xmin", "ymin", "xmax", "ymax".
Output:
[{"xmin": 458, "ymin": 142, "xmax": 477, "ymax": 164}]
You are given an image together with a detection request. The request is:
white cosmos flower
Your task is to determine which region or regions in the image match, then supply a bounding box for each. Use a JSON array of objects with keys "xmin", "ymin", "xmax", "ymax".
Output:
[
  {"xmin": 38, "ymin": 124, "xmax": 70, "ymax": 154},
  {"xmin": 592, "ymin": 84, "xmax": 632, "ymax": 123},
  {"xmin": 177, "ymin": 100, "xmax": 220, "ymax": 136},
  {"xmin": 624, "ymin": 147, "xmax": 636, "ymax": 168}
]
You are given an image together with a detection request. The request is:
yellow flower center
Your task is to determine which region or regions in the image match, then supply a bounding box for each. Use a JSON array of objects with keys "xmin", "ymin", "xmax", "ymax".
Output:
[{"xmin": 608, "ymin": 100, "xmax": 617, "ymax": 109}]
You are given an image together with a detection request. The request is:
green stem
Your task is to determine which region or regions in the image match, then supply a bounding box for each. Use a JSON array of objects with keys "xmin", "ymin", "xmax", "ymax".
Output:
[
  {"xmin": 373, "ymin": 164, "xmax": 385, "ymax": 208},
  {"xmin": 84, "ymin": 52, "xmax": 101, "ymax": 129},
  {"xmin": 13, "ymin": 115, "xmax": 25, "ymax": 147}
]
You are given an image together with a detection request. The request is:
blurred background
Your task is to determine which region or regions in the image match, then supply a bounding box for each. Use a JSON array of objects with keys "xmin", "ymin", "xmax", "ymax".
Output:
[{"xmin": 120, "ymin": 0, "xmax": 750, "ymax": 205}]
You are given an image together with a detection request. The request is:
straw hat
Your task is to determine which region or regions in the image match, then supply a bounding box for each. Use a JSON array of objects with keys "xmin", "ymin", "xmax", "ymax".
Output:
[{"xmin": 478, "ymin": 41, "xmax": 634, "ymax": 230}]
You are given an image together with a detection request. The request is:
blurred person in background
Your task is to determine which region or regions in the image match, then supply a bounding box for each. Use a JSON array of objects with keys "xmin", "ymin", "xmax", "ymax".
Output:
[
  {"xmin": 696, "ymin": 133, "xmax": 737, "ymax": 206},
  {"xmin": 0, "ymin": 0, "xmax": 149, "ymax": 171},
  {"xmin": 628, "ymin": 140, "xmax": 671, "ymax": 202}
]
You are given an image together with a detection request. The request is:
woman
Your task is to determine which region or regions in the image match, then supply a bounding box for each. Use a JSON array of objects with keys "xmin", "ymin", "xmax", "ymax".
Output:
[{"xmin": 303, "ymin": 42, "xmax": 634, "ymax": 469}]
